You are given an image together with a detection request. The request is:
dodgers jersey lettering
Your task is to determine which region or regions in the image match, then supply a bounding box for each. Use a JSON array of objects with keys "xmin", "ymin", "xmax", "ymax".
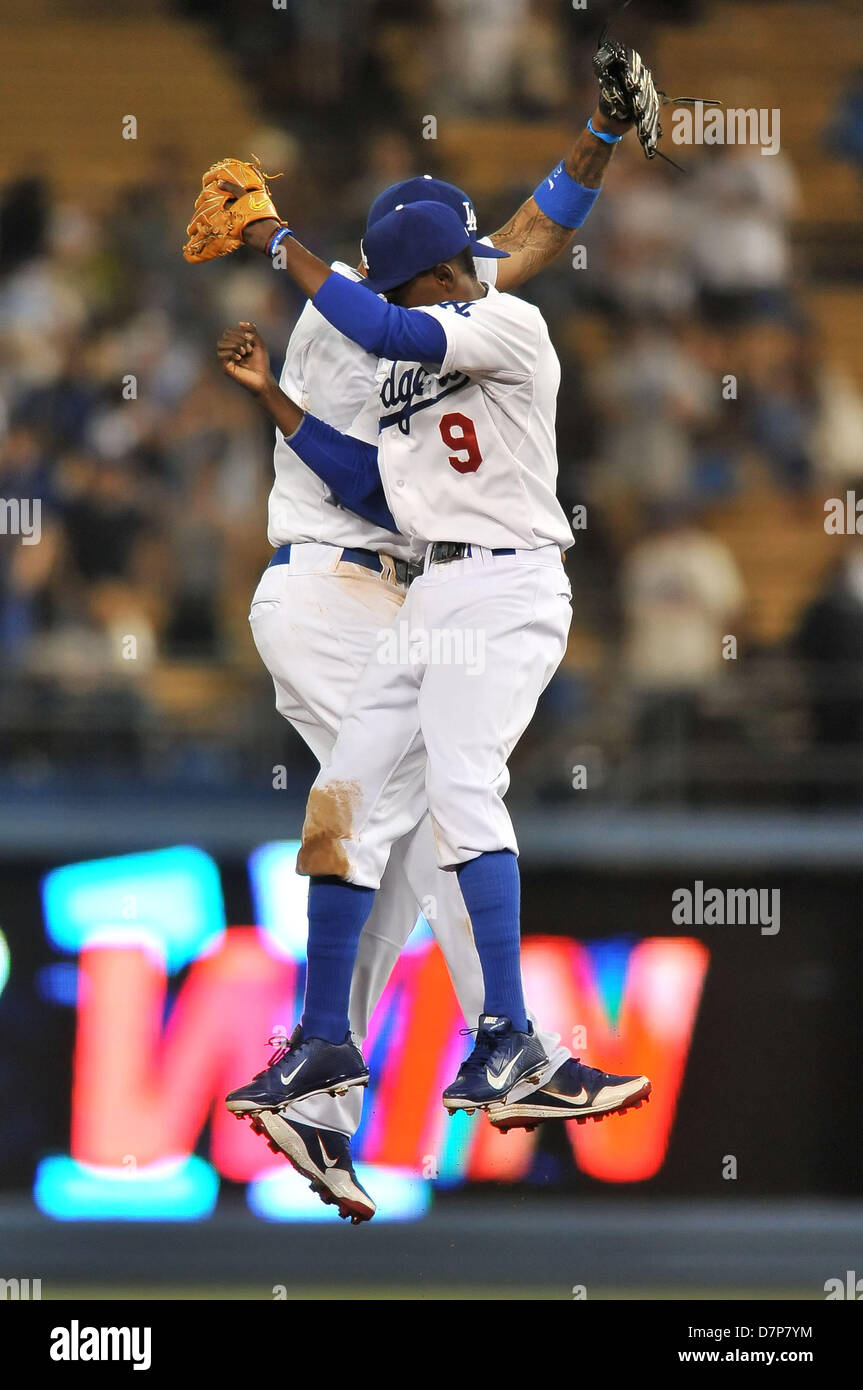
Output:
[
  {"xmin": 267, "ymin": 250, "xmax": 501, "ymax": 556},
  {"xmin": 362, "ymin": 286, "xmax": 574, "ymax": 552}
]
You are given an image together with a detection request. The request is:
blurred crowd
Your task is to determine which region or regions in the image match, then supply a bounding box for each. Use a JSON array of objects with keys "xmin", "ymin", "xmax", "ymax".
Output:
[
  {"xmin": 2, "ymin": 0, "xmax": 863, "ymax": 802},
  {"xmin": 0, "ymin": 154, "xmax": 298, "ymax": 785}
]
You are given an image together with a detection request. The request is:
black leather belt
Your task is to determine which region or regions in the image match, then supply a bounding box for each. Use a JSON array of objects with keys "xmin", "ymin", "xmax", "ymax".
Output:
[
  {"xmin": 428, "ymin": 542, "xmax": 517, "ymax": 565},
  {"xmin": 269, "ymin": 543, "xmax": 380, "ymax": 572}
]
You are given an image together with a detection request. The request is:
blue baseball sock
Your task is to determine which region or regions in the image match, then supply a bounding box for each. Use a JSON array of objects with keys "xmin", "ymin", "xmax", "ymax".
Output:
[
  {"xmin": 302, "ymin": 877, "xmax": 375, "ymax": 1043},
  {"xmin": 455, "ymin": 850, "xmax": 528, "ymax": 1033}
]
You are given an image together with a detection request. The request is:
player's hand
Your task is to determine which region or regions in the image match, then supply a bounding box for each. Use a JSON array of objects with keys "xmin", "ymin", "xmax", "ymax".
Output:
[
  {"xmin": 217, "ymin": 176, "xmax": 282, "ymax": 252},
  {"xmin": 184, "ymin": 157, "xmax": 284, "ymax": 264},
  {"xmin": 217, "ymin": 322, "xmax": 274, "ymax": 396},
  {"xmin": 589, "ymin": 103, "xmax": 633, "ymax": 137},
  {"xmin": 593, "ymin": 40, "xmax": 665, "ymax": 158}
]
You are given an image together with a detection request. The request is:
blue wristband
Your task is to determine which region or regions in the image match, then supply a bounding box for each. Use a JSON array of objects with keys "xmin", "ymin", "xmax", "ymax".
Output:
[
  {"xmin": 532, "ymin": 162, "xmax": 602, "ymax": 229},
  {"xmin": 268, "ymin": 226, "xmax": 295, "ymax": 257},
  {"xmin": 587, "ymin": 116, "xmax": 623, "ymax": 144}
]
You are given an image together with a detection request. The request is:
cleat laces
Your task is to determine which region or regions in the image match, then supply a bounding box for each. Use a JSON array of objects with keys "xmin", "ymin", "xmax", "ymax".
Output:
[
  {"xmin": 250, "ymin": 1029, "xmax": 300, "ymax": 1081},
  {"xmin": 457, "ymin": 1025, "xmax": 500, "ymax": 1077}
]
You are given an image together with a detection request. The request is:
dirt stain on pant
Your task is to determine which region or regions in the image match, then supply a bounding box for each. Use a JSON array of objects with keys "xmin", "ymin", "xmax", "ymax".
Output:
[{"xmin": 298, "ymin": 780, "xmax": 362, "ymax": 878}]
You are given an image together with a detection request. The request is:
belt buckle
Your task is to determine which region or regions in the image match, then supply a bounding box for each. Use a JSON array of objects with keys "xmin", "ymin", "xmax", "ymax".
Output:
[
  {"xmin": 381, "ymin": 555, "xmax": 421, "ymax": 589},
  {"xmin": 433, "ymin": 542, "xmax": 468, "ymax": 565},
  {"xmin": 393, "ymin": 557, "xmax": 422, "ymax": 587}
]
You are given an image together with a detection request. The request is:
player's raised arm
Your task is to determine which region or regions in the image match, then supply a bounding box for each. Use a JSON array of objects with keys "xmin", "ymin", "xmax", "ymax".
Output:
[
  {"xmin": 488, "ymin": 39, "xmax": 666, "ymax": 290},
  {"xmin": 488, "ymin": 106, "xmax": 627, "ymax": 290}
]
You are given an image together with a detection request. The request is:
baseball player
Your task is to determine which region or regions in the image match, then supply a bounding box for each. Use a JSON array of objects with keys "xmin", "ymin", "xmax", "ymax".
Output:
[
  {"xmin": 187, "ymin": 45, "xmax": 664, "ymax": 1222},
  {"xmin": 216, "ymin": 199, "xmax": 648, "ymax": 1135}
]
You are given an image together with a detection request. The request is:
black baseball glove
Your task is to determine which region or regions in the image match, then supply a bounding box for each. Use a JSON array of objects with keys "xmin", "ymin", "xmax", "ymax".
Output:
[
  {"xmin": 594, "ymin": 39, "xmax": 663, "ymax": 158},
  {"xmin": 593, "ymin": 38, "xmax": 718, "ymax": 166}
]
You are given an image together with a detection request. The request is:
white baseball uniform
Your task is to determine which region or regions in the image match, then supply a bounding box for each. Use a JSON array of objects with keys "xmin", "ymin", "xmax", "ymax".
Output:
[
  {"xmin": 251, "ymin": 256, "xmax": 569, "ymax": 1135},
  {"xmin": 302, "ymin": 285, "xmax": 573, "ymax": 886}
]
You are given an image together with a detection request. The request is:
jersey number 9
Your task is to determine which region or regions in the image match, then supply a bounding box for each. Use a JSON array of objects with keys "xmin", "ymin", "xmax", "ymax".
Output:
[{"xmin": 439, "ymin": 412, "xmax": 483, "ymax": 474}]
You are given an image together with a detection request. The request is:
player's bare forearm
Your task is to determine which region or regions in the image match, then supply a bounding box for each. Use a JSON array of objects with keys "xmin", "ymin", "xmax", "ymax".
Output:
[
  {"xmin": 258, "ymin": 379, "xmax": 304, "ymax": 438},
  {"xmin": 567, "ymin": 105, "xmax": 631, "ymax": 183},
  {"xmin": 242, "ymin": 219, "xmax": 333, "ymax": 299},
  {"xmin": 490, "ymin": 105, "xmax": 629, "ymax": 290},
  {"xmin": 218, "ymin": 322, "xmax": 304, "ymax": 436}
]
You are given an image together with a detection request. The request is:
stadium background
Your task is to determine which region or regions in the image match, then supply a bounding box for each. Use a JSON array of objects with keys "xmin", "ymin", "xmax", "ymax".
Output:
[{"xmin": 1, "ymin": 0, "xmax": 862, "ymax": 1299}]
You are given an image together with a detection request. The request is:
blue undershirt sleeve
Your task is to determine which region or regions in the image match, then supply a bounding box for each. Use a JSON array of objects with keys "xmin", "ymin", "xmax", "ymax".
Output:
[
  {"xmin": 287, "ymin": 413, "xmax": 397, "ymax": 532},
  {"xmin": 312, "ymin": 273, "xmax": 448, "ymax": 365}
]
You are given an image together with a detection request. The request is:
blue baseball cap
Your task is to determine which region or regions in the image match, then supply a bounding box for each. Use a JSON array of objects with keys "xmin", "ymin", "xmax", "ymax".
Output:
[
  {"xmin": 366, "ymin": 174, "xmax": 509, "ymax": 263},
  {"xmin": 361, "ymin": 201, "xmax": 482, "ymax": 294}
]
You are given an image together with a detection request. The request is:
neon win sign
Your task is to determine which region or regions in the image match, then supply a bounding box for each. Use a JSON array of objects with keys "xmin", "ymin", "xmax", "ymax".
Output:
[{"xmin": 35, "ymin": 845, "xmax": 708, "ymax": 1221}]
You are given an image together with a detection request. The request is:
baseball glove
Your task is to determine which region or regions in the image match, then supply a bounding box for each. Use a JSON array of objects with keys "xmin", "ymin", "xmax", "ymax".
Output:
[
  {"xmin": 593, "ymin": 39, "xmax": 664, "ymax": 159},
  {"xmin": 183, "ymin": 155, "xmax": 284, "ymax": 263},
  {"xmin": 593, "ymin": 38, "xmax": 719, "ymax": 167}
]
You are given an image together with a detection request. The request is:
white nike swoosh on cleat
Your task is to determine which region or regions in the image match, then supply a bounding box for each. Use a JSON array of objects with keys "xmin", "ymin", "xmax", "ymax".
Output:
[
  {"xmin": 318, "ymin": 1137, "xmax": 340, "ymax": 1168},
  {"xmin": 279, "ymin": 1061, "xmax": 307, "ymax": 1087},
  {"xmin": 486, "ymin": 1048, "xmax": 525, "ymax": 1091},
  {"xmin": 571, "ymin": 1087, "xmax": 591, "ymax": 1105}
]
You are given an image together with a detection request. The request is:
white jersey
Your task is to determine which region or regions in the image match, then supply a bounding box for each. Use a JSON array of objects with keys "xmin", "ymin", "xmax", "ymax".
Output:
[
  {"xmin": 357, "ymin": 286, "xmax": 574, "ymax": 551},
  {"xmin": 267, "ymin": 249, "xmax": 501, "ymax": 558}
]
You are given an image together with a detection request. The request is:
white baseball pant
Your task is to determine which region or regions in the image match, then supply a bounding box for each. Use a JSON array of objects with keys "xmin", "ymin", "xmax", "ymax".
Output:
[
  {"xmin": 249, "ymin": 542, "xmax": 569, "ymax": 1135},
  {"xmin": 299, "ymin": 545, "xmax": 573, "ymax": 881}
]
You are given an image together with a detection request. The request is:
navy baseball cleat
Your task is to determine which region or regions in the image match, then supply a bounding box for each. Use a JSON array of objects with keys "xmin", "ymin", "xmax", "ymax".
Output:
[
  {"xmin": 250, "ymin": 1112, "xmax": 376, "ymax": 1224},
  {"xmin": 225, "ymin": 1026, "xmax": 369, "ymax": 1115},
  {"xmin": 487, "ymin": 1056, "xmax": 652, "ymax": 1132},
  {"xmin": 442, "ymin": 1014, "xmax": 548, "ymax": 1113}
]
